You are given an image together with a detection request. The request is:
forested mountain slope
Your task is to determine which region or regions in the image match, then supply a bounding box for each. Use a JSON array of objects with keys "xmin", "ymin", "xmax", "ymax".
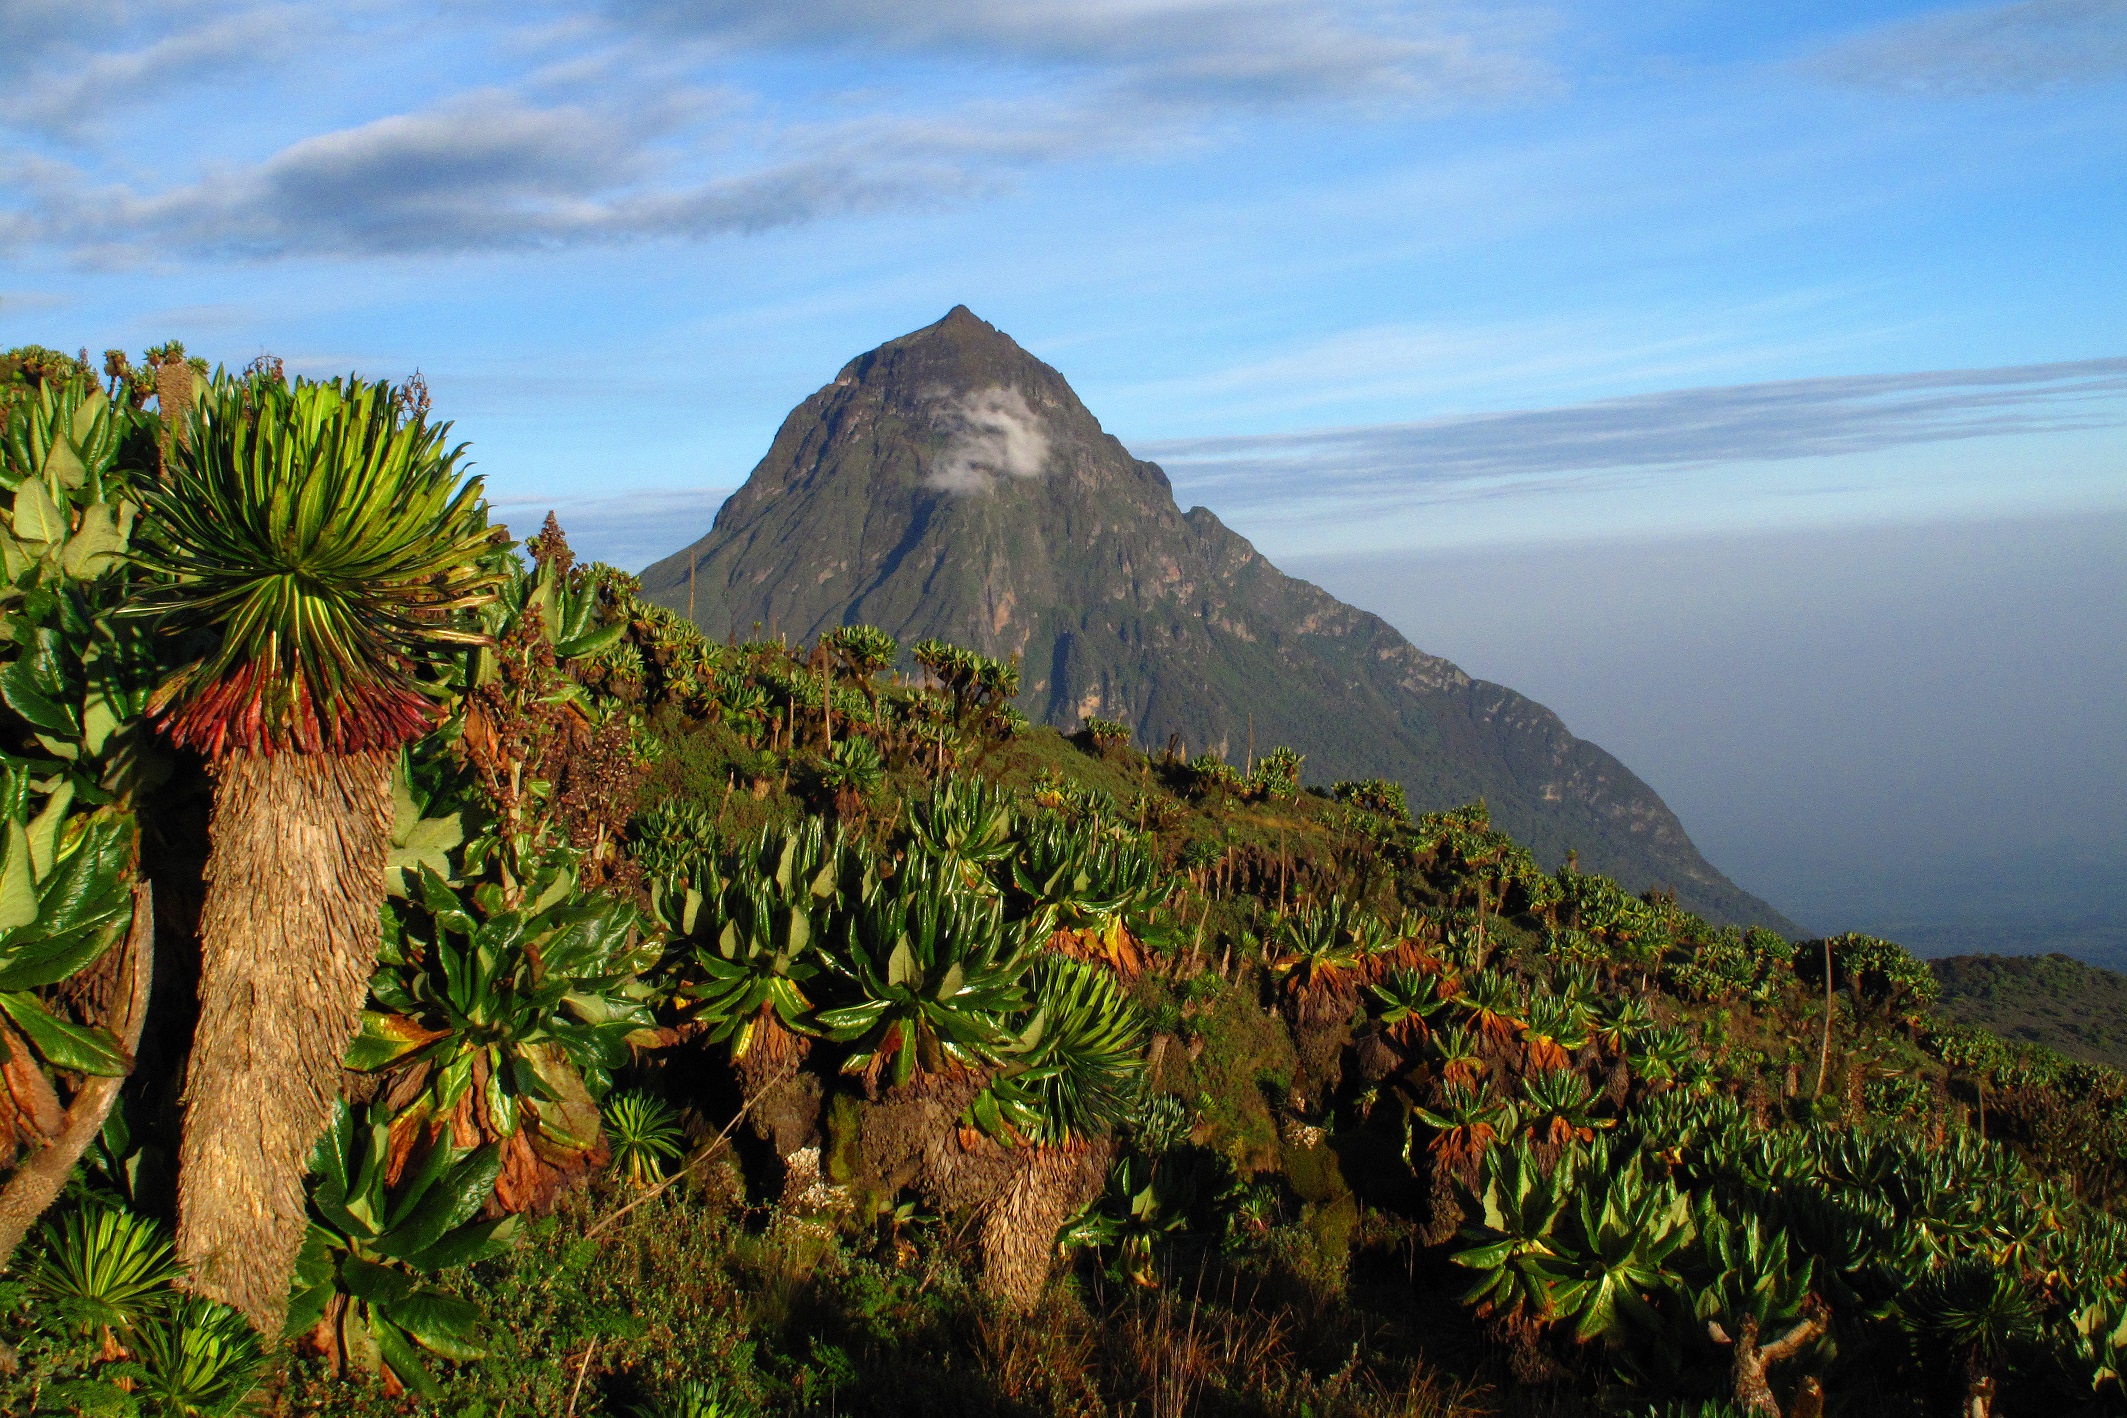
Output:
[{"xmin": 1934, "ymin": 951, "xmax": 2127, "ymax": 1070}]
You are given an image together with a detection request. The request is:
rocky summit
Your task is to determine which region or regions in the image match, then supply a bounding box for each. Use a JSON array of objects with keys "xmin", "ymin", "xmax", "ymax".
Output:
[{"xmin": 640, "ymin": 306, "xmax": 1794, "ymax": 930}]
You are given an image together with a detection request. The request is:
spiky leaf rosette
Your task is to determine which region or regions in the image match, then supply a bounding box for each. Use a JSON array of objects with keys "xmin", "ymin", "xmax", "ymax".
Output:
[
  {"xmin": 967, "ymin": 957, "xmax": 1147, "ymax": 1143},
  {"xmin": 130, "ymin": 374, "xmax": 499, "ymax": 757}
]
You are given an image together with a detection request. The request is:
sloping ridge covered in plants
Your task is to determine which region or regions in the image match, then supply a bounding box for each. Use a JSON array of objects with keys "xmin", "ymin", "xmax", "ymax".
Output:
[
  {"xmin": 0, "ymin": 347, "xmax": 2122, "ymax": 1418},
  {"xmin": 636, "ymin": 307, "xmax": 1796, "ymax": 934},
  {"xmin": 1932, "ymin": 952, "xmax": 2127, "ymax": 1071}
]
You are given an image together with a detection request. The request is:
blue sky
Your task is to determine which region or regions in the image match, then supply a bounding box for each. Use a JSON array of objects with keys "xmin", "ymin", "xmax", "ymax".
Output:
[
  {"xmin": 4, "ymin": 0, "xmax": 2124, "ymax": 938},
  {"xmin": 2, "ymin": 0, "xmax": 2121, "ymax": 568}
]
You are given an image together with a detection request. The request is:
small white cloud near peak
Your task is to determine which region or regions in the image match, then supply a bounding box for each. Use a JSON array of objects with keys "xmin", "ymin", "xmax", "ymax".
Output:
[{"xmin": 925, "ymin": 386, "xmax": 1052, "ymax": 493}]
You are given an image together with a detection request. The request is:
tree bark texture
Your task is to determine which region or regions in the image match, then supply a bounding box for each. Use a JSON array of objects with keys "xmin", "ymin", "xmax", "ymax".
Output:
[
  {"xmin": 978, "ymin": 1141, "xmax": 1111, "ymax": 1311},
  {"xmin": 1709, "ymin": 1313, "xmax": 1825, "ymax": 1418},
  {"xmin": 0, "ymin": 881, "xmax": 154, "ymax": 1271},
  {"xmin": 177, "ymin": 751, "xmax": 394, "ymax": 1335}
]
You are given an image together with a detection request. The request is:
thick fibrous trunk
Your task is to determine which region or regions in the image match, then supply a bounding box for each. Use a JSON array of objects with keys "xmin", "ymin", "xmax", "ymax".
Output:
[
  {"xmin": 979, "ymin": 1142, "xmax": 1110, "ymax": 1310},
  {"xmin": 177, "ymin": 751, "xmax": 394, "ymax": 1335}
]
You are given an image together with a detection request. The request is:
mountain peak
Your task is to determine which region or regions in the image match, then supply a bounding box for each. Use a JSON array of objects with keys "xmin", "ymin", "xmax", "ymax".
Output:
[
  {"xmin": 834, "ymin": 305, "xmax": 1045, "ymax": 397},
  {"xmin": 639, "ymin": 315, "xmax": 1797, "ymax": 932}
]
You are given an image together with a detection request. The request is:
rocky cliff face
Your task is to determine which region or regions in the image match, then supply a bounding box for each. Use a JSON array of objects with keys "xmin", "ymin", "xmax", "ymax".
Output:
[{"xmin": 640, "ymin": 306, "xmax": 1796, "ymax": 931}]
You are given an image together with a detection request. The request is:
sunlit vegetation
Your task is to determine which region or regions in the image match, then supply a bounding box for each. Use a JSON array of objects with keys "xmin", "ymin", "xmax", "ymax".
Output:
[{"xmin": 1, "ymin": 348, "xmax": 2124, "ymax": 1417}]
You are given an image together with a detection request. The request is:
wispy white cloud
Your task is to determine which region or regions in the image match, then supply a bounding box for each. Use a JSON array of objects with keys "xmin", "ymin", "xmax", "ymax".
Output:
[
  {"xmin": 0, "ymin": 0, "xmax": 133, "ymax": 83},
  {"xmin": 1142, "ymin": 356, "xmax": 2127, "ymax": 518},
  {"xmin": 2, "ymin": 4, "xmax": 307, "ymax": 135},
  {"xmin": 0, "ymin": 0, "xmax": 1553, "ymax": 264},
  {"xmin": 1810, "ymin": 0, "xmax": 2127, "ymax": 95},
  {"xmin": 925, "ymin": 386, "xmax": 1052, "ymax": 492},
  {"xmin": 0, "ymin": 290, "xmax": 73, "ymax": 315},
  {"xmin": 0, "ymin": 88, "xmax": 991, "ymax": 261},
  {"xmin": 616, "ymin": 0, "xmax": 1549, "ymax": 108}
]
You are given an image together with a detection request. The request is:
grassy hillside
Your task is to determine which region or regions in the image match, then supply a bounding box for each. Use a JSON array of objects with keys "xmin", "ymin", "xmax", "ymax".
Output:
[{"xmin": 1933, "ymin": 951, "xmax": 2127, "ymax": 1070}]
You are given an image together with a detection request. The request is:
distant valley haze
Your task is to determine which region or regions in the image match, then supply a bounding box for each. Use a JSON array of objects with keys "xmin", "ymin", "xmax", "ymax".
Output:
[{"xmin": 4, "ymin": 0, "xmax": 2123, "ymax": 955}]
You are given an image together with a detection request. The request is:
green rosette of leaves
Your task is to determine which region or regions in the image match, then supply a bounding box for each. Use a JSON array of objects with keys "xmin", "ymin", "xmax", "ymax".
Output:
[
  {"xmin": 818, "ymin": 850, "xmax": 1028, "ymax": 1088},
  {"xmin": 347, "ymin": 843, "xmax": 660, "ymax": 1160},
  {"xmin": 963, "ymin": 957, "xmax": 1146, "ymax": 1145},
  {"xmin": 285, "ymin": 1100, "xmax": 517, "ymax": 1398}
]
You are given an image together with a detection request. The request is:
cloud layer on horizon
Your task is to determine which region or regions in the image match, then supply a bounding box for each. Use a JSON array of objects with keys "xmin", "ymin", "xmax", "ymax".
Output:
[
  {"xmin": 1139, "ymin": 356, "xmax": 2127, "ymax": 527},
  {"xmin": 490, "ymin": 485, "xmax": 734, "ymax": 573},
  {"xmin": 514, "ymin": 357, "xmax": 2127, "ymax": 570}
]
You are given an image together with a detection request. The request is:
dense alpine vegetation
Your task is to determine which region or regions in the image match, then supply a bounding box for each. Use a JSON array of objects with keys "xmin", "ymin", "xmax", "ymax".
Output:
[{"xmin": 0, "ymin": 349, "xmax": 2124, "ymax": 1418}]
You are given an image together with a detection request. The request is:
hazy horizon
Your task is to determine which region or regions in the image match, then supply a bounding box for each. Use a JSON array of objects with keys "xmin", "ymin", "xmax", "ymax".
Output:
[{"xmin": 1287, "ymin": 509, "xmax": 2127, "ymax": 961}]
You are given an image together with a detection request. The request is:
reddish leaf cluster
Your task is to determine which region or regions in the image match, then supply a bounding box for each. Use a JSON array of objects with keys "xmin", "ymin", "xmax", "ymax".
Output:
[{"xmin": 151, "ymin": 656, "xmax": 438, "ymax": 757}]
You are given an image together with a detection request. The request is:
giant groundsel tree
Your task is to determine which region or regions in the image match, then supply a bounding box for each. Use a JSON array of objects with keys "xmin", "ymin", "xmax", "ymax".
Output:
[{"xmin": 129, "ymin": 371, "xmax": 499, "ymax": 1330}]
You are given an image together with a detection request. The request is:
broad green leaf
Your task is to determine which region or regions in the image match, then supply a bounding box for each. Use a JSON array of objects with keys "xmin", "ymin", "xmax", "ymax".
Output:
[
  {"xmin": 368, "ymin": 1312, "xmax": 443, "ymax": 1399},
  {"xmin": 309, "ymin": 1102, "xmax": 355, "ymax": 1201},
  {"xmin": 398, "ymin": 814, "xmax": 463, "ymax": 855},
  {"xmin": 388, "ymin": 1289, "xmax": 486, "ymax": 1360},
  {"xmin": 40, "ymin": 440, "xmax": 85, "ymax": 490},
  {"xmin": 1452, "ymin": 1238, "xmax": 1519, "ymax": 1270},
  {"xmin": 30, "ymin": 815, "xmax": 133, "ymax": 937},
  {"xmin": 0, "ymin": 662, "xmax": 78, "ymax": 744},
  {"xmin": 552, "ymin": 621, "xmax": 624, "ymax": 661},
  {"xmin": 525, "ymin": 1041, "xmax": 602, "ymax": 1156},
  {"xmin": 0, "ymin": 529, "xmax": 29, "ymax": 582},
  {"xmin": 376, "ymin": 1151, "xmax": 481, "ymax": 1262},
  {"xmin": 380, "ymin": 1134, "xmax": 459, "ymax": 1238},
  {"xmin": 0, "ymin": 922, "xmax": 119, "ymax": 990},
  {"xmin": 417, "ymin": 865, "xmax": 475, "ymax": 936},
  {"xmin": 430, "ymin": 1145, "xmax": 505, "ymax": 1237},
  {"xmin": 345, "ymin": 1011, "xmax": 447, "ymax": 1071},
  {"xmin": 69, "ymin": 390, "xmax": 106, "ymax": 442},
  {"xmin": 61, "ymin": 503, "xmax": 126, "ymax": 580},
  {"xmin": 339, "ymin": 1255, "xmax": 413, "ymax": 1309},
  {"xmin": 0, "ymin": 988, "xmax": 129, "ymax": 1075},
  {"xmin": 433, "ymin": 1050, "xmax": 477, "ymax": 1112},
  {"xmin": 81, "ymin": 696, "xmax": 120, "ymax": 757},
  {"xmin": 483, "ymin": 1061, "xmax": 519, "ymax": 1137},
  {"xmin": 887, "ymin": 938, "xmax": 917, "ymax": 989},
  {"xmin": 26, "ymin": 779, "xmax": 75, "ymax": 879},
  {"xmin": 405, "ymin": 1214, "xmax": 516, "ymax": 1274},
  {"xmin": 341, "ymin": 1303, "xmax": 383, "ymax": 1379},
  {"xmin": 527, "ymin": 864, "xmax": 575, "ymax": 916},
  {"xmin": 283, "ymin": 1228, "xmax": 339, "ymax": 1339},
  {"xmin": 0, "ymin": 820, "xmax": 37, "ymax": 930},
  {"xmin": 12, "ymin": 477, "xmax": 65, "ymax": 546}
]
